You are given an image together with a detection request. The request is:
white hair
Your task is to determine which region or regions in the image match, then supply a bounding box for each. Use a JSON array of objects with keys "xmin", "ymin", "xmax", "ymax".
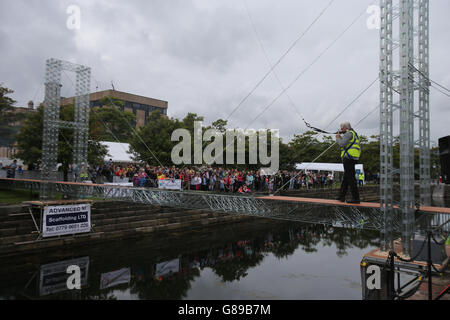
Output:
[{"xmin": 340, "ymin": 121, "xmax": 351, "ymax": 130}]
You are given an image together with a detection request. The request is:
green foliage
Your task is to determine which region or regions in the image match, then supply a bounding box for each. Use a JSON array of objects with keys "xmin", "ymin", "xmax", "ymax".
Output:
[
  {"xmin": 211, "ymin": 118, "xmax": 228, "ymax": 133},
  {"xmin": 0, "ymin": 189, "xmax": 39, "ymax": 204},
  {"xmin": 98, "ymin": 96, "xmax": 125, "ymax": 108},
  {"xmin": 8, "ymin": 86, "xmax": 440, "ymax": 177},
  {"xmin": 130, "ymin": 113, "xmax": 293, "ymax": 169},
  {"xmin": 288, "ymin": 131, "xmax": 340, "ymax": 164},
  {"xmin": 0, "ymin": 86, "xmax": 16, "ymax": 114},
  {"xmin": 15, "ymin": 104, "xmax": 108, "ymax": 167},
  {"xmin": 15, "ymin": 105, "xmax": 44, "ymax": 165},
  {"xmin": 358, "ymin": 135, "xmax": 380, "ymax": 174},
  {"xmin": 89, "ymin": 107, "xmax": 136, "ymax": 143},
  {"xmin": 0, "ymin": 85, "xmax": 23, "ymax": 146},
  {"xmin": 130, "ymin": 110, "xmax": 182, "ymax": 165}
]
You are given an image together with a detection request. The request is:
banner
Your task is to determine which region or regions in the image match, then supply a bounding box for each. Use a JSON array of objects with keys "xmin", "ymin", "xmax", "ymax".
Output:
[
  {"xmin": 155, "ymin": 258, "xmax": 180, "ymax": 278},
  {"xmin": 158, "ymin": 179, "xmax": 182, "ymax": 190},
  {"xmin": 260, "ymin": 168, "xmax": 276, "ymax": 176},
  {"xmin": 42, "ymin": 204, "xmax": 91, "ymax": 238},
  {"xmin": 39, "ymin": 257, "xmax": 90, "ymax": 296},
  {"xmin": 100, "ymin": 268, "xmax": 131, "ymax": 290}
]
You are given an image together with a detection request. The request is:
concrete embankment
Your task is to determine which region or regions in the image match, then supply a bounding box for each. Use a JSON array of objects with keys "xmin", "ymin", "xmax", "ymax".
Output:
[{"xmin": 0, "ymin": 200, "xmax": 256, "ymax": 257}]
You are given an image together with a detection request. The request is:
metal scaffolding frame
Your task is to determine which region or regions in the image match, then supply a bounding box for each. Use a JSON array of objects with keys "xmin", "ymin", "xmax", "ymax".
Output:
[
  {"xmin": 399, "ymin": 0, "xmax": 416, "ymax": 259},
  {"xmin": 379, "ymin": 0, "xmax": 431, "ymax": 256},
  {"xmin": 417, "ymin": 0, "xmax": 431, "ymax": 206},
  {"xmin": 380, "ymin": 0, "xmax": 395, "ymax": 251},
  {"xmin": 41, "ymin": 58, "xmax": 91, "ymax": 200},
  {"xmin": 1, "ymin": 178, "xmax": 409, "ymax": 232}
]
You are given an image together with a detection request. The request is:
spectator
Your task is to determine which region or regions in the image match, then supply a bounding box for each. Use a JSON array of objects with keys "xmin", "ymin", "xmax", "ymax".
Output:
[{"xmin": 7, "ymin": 160, "xmax": 17, "ymax": 178}]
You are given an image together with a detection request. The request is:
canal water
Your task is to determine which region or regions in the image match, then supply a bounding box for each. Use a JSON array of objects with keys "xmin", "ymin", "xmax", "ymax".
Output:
[{"xmin": 0, "ymin": 219, "xmax": 381, "ymax": 300}]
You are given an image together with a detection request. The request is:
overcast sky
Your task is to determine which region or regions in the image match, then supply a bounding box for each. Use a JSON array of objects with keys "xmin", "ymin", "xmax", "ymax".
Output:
[{"xmin": 0, "ymin": 0, "xmax": 449, "ymax": 144}]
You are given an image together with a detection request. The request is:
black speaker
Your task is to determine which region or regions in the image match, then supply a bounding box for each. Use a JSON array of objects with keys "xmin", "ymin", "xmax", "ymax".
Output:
[{"xmin": 438, "ymin": 136, "xmax": 450, "ymax": 184}]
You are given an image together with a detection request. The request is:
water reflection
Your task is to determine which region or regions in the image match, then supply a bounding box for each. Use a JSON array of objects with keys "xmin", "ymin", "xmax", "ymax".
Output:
[{"xmin": 0, "ymin": 220, "xmax": 380, "ymax": 300}]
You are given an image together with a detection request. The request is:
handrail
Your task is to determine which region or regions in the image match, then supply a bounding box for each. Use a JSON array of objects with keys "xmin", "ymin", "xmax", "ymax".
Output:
[{"xmin": 384, "ymin": 221, "xmax": 450, "ymax": 300}]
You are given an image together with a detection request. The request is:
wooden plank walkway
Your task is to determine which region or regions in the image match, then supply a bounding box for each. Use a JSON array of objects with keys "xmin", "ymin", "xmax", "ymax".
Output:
[
  {"xmin": 23, "ymin": 200, "xmax": 94, "ymax": 206},
  {"xmin": 257, "ymin": 195, "xmax": 450, "ymax": 214},
  {"xmin": 362, "ymin": 239, "xmax": 450, "ymax": 269},
  {"xmin": 2, "ymin": 177, "xmax": 450, "ymax": 214},
  {"xmin": 362, "ymin": 239, "xmax": 450, "ymax": 300}
]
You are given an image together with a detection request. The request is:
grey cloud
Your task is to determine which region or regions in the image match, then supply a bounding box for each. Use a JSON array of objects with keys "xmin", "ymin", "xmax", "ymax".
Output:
[{"xmin": 0, "ymin": 0, "xmax": 449, "ymax": 144}]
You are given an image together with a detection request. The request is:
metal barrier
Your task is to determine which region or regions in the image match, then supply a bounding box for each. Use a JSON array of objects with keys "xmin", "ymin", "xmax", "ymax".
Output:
[{"xmin": 362, "ymin": 218, "xmax": 449, "ymax": 300}]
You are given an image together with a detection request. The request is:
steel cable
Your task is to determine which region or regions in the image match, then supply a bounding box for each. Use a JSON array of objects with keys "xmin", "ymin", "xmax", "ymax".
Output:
[
  {"xmin": 92, "ymin": 79, "xmax": 166, "ymax": 168},
  {"xmin": 225, "ymin": 0, "xmax": 336, "ymax": 122}
]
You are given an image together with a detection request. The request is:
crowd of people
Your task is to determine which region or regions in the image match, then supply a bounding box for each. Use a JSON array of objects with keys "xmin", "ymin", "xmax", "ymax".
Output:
[
  {"xmin": 2, "ymin": 158, "xmax": 386, "ymax": 194},
  {"xmin": 0, "ymin": 160, "xmax": 23, "ymax": 178},
  {"xmin": 89, "ymin": 160, "xmax": 338, "ymax": 193}
]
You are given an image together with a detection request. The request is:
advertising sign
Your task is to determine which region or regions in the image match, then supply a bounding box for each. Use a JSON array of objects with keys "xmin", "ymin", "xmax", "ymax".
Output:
[
  {"xmin": 39, "ymin": 257, "xmax": 90, "ymax": 296},
  {"xmin": 42, "ymin": 204, "xmax": 91, "ymax": 238},
  {"xmin": 158, "ymin": 179, "xmax": 182, "ymax": 190},
  {"xmin": 100, "ymin": 268, "xmax": 131, "ymax": 290},
  {"xmin": 155, "ymin": 258, "xmax": 180, "ymax": 278}
]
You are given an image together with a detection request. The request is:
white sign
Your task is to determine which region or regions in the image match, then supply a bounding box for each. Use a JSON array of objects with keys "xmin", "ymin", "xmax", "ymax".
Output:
[
  {"xmin": 104, "ymin": 182, "xmax": 134, "ymax": 187},
  {"xmin": 260, "ymin": 168, "xmax": 276, "ymax": 176},
  {"xmin": 39, "ymin": 257, "xmax": 90, "ymax": 296},
  {"xmin": 155, "ymin": 258, "xmax": 180, "ymax": 278},
  {"xmin": 158, "ymin": 179, "xmax": 182, "ymax": 190},
  {"xmin": 100, "ymin": 268, "xmax": 131, "ymax": 290},
  {"xmin": 42, "ymin": 204, "xmax": 91, "ymax": 238}
]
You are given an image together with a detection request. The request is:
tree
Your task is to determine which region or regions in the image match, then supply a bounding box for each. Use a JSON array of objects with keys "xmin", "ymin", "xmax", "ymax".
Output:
[
  {"xmin": 129, "ymin": 110, "xmax": 180, "ymax": 166},
  {"xmin": 15, "ymin": 104, "xmax": 108, "ymax": 171},
  {"xmin": 89, "ymin": 107, "xmax": 136, "ymax": 143},
  {"xmin": 289, "ymin": 131, "xmax": 327, "ymax": 163},
  {"xmin": 278, "ymin": 139, "xmax": 295, "ymax": 170},
  {"xmin": 15, "ymin": 105, "xmax": 44, "ymax": 166},
  {"xmin": 98, "ymin": 96, "xmax": 125, "ymax": 108},
  {"xmin": 358, "ymin": 135, "xmax": 380, "ymax": 176},
  {"xmin": 130, "ymin": 112, "xmax": 295, "ymax": 170},
  {"xmin": 0, "ymin": 86, "xmax": 16, "ymax": 116},
  {"xmin": 211, "ymin": 119, "xmax": 228, "ymax": 133},
  {"xmin": 0, "ymin": 85, "xmax": 23, "ymax": 147},
  {"xmin": 61, "ymin": 95, "xmax": 135, "ymax": 143}
]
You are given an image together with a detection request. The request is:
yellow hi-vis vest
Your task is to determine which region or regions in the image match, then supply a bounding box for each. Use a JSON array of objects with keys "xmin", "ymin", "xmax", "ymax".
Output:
[
  {"xmin": 359, "ymin": 173, "xmax": 364, "ymax": 180},
  {"xmin": 341, "ymin": 129, "xmax": 361, "ymax": 160}
]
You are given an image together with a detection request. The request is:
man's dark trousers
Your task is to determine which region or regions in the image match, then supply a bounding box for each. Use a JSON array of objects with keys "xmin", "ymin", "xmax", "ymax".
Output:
[{"xmin": 339, "ymin": 157, "xmax": 360, "ymax": 201}]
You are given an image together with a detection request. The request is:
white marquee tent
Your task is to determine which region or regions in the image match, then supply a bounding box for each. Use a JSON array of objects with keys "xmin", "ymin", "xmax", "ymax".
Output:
[
  {"xmin": 101, "ymin": 141, "xmax": 134, "ymax": 163},
  {"xmin": 296, "ymin": 162, "xmax": 364, "ymax": 175}
]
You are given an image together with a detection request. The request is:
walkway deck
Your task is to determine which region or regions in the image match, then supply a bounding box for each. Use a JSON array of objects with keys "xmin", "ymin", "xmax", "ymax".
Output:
[
  {"xmin": 1, "ymin": 178, "xmax": 449, "ymax": 232},
  {"xmin": 257, "ymin": 195, "xmax": 450, "ymax": 214}
]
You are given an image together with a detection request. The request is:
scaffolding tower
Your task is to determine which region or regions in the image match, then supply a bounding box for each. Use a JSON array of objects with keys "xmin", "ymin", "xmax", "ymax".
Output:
[
  {"xmin": 379, "ymin": 0, "xmax": 430, "ymax": 256},
  {"xmin": 41, "ymin": 58, "xmax": 91, "ymax": 200}
]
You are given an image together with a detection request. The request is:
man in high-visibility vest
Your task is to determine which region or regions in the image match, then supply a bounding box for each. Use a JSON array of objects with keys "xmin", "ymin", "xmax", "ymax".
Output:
[
  {"xmin": 358, "ymin": 172, "xmax": 364, "ymax": 187},
  {"xmin": 335, "ymin": 121, "xmax": 361, "ymax": 204}
]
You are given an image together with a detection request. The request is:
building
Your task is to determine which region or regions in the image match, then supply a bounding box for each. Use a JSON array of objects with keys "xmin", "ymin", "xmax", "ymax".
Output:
[
  {"xmin": 60, "ymin": 90, "xmax": 168, "ymax": 129},
  {"xmin": 1, "ymin": 90, "xmax": 168, "ymax": 164}
]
